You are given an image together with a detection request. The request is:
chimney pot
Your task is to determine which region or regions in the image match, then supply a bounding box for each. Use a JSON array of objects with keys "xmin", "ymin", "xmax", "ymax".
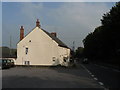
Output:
[
  {"xmin": 20, "ymin": 26, "xmax": 24, "ymax": 41},
  {"xmin": 21, "ymin": 26, "xmax": 24, "ymax": 29},
  {"xmin": 51, "ymin": 32, "xmax": 57, "ymax": 37},
  {"xmin": 36, "ymin": 19, "xmax": 40, "ymax": 28}
]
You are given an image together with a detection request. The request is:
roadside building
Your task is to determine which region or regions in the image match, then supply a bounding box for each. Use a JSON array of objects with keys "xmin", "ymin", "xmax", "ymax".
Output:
[{"xmin": 16, "ymin": 19, "xmax": 71, "ymax": 66}]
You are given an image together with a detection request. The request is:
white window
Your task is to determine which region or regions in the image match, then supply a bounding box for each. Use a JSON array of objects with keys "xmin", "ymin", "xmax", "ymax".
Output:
[
  {"xmin": 52, "ymin": 57, "xmax": 56, "ymax": 61},
  {"xmin": 24, "ymin": 61, "xmax": 30, "ymax": 65},
  {"xmin": 25, "ymin": 48, "xmax": 28, "ymax": 54}
]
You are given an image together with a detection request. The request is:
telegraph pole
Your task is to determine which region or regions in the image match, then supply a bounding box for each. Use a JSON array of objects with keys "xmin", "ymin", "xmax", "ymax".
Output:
[
  {"xmin": 72, "ymin": 41, "xmax": 75, "ymax": 52},
  {"xmin": 9, "ymin": 35, "xmax": 12, "ymax": 57},
  {"xmin": 72, "ymin": 41, "xmax": 75, "ymax": 60}
]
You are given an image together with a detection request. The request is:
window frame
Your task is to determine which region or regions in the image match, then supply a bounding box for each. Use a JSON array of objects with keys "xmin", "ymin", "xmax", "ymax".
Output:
[{"xmin": 25, "ymin": 47, "xmax": 28, "ymax": 54}]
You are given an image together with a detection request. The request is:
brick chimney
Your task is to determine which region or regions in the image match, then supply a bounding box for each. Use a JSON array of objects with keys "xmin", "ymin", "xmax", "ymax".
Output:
[
  {"xmin": 36, "ymin": 19, "xmax": 40, "ymax": 28},
  {"xmin": 51, "ymin": 32, "xmax": 57, "ymax": 37},
  {"xmin": 20, "ymin": 26, "xmax": 24, "ymax": 41}
]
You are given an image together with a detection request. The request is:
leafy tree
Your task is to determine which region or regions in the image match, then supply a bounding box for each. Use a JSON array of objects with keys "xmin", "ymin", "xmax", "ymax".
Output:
[
  {"xmin": 101, "ymin": 2, "xmax": 120, "ymax": 59},
  {"xmin": 75, "ymin": 47, "xmax": 84, "ymax": 58},
  {"xmin": 0, "ymin": 47, "xmax": 17, "ymax": 58},
  {"xmin": 83, "ymin": 2, "xmax": 120, "ymax": 64}
]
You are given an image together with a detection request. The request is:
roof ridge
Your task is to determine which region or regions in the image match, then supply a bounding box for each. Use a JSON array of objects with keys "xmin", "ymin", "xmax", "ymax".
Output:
[{"xmin": 41, "ymin": 28, "xmax": 69, "ymax": 48}]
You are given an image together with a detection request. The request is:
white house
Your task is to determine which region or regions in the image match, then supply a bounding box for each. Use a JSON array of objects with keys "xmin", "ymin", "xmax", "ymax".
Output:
[{"xmin": 16, "ymin": 19, "xmax": 71, "ymax": 66}]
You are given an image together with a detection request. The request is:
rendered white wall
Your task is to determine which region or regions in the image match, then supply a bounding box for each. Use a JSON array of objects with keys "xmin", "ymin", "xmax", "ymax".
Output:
[{"xmin": 16, "ymin": 27, "xmax": 70, "ymax": 66}]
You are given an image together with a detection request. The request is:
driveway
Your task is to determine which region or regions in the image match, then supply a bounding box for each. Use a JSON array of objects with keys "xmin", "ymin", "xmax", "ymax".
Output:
[{"xmin": 2, "ymin": 65, "xmax": 105, "ymax": 88}]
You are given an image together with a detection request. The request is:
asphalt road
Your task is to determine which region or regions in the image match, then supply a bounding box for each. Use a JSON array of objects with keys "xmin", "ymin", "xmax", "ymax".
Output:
[
  {"xmin": 82, "ymin": 62, "xmax": 120, "ymax": 89},
  {"xmin": 2, "ymin": 66, "xmax": 105, "ymax": 89}
]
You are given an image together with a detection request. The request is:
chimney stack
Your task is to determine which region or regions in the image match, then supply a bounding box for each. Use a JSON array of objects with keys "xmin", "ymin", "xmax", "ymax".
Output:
[
  {"xmin": 20, "ymin": 26, "xmax": 24, "ymax": 41},
  {"xmin": 51, "ymin": 32, "xmax": 57, "ymax": 37},
  {"xmin": 36, "ymin": 19, "xmax": 40, "ymax": 28}
]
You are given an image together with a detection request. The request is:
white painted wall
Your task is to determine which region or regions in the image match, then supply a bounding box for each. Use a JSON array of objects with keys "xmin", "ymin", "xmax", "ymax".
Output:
[
  {"xmin": 58, "ymin": 47, "xmax": 71, "ymax": 66},
  {"xmin": 16, "ymin": 27, "xmax": 70, "ymax": 66}
]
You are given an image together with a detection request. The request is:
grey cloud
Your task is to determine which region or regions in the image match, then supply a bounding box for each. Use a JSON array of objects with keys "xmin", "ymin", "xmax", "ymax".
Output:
[{"xmin": 6, "ymin": 2, "xmax": 112, "ymax": 49}]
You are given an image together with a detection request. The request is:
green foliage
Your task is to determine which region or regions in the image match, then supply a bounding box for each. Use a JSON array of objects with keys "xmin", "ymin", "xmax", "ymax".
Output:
[
  {"xmin": 83, "ymin": 26, "xmax": 106, "ymax": 60},
  {"xmin": 0, "ymin": 47, "xmax": 17, "ymax": 58},
  {"xmin": 75, "ymin": 47, "xmax": 84, "ymax": 58},
  {"xmin": 83, "ymin": 2, "xmax": 120, "ymax": 64}
]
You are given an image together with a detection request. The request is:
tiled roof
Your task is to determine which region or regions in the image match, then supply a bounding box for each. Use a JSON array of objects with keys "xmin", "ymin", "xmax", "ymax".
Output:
[
  {"xmin": 42, "ymin": 29, "xmax": 69, "ymax": 48},
  {"xmin": 18, "ymin": 27, "xmax": 69, "ymax": 48}
]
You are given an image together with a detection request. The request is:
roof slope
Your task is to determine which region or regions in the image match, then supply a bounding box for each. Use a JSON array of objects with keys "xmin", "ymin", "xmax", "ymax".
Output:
[
  {"xmin": 18, "ymin": 26, "xmax": 69, "ymax": 48},
  {"xmin": 42, "ymin": 29, "xmax": 69, "ymax": 48}
]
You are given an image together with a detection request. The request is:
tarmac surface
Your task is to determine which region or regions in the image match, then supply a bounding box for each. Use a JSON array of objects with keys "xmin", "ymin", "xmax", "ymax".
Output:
[
  {"xmin": 2, "ymin": 65, "xmax": 105, "ymax": 89},
  {"xmin": 83, "ymin": 63, "xmax": 120, "ymax": 88}
]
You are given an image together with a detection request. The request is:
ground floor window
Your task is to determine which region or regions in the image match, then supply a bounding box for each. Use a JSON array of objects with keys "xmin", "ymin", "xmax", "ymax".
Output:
[
  {"xmin": 63, "ymin": 57, "xmax": 68, "ymax": 62},
  {"xmin": 24, "ymin": 61, "xmax": 30, "ymax": 65},
  {"xmin": 52, "ymin": 57, "xmax": 56, "ymax": 61}
]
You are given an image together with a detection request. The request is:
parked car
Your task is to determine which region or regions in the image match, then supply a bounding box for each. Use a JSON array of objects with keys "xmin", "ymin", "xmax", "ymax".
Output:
[
  {"xmin": 0, "ymin": 59, "xmax": 11, "ymax": 69},
  {"xmin": 82, "ymin": 58, "xmax": 89, "ymax": 64},
  {"xmin": 8, "ymin": 59, "xmax": 15, "ymax": 67}
]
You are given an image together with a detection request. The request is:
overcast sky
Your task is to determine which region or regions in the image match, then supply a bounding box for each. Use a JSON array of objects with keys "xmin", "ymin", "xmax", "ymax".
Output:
[
  {"xmin": 2, "ymin": 2, "xmax": 115, "ymax": 49},
  {"xmin": 0, "ymin": 2, "xmax": 2, "ymax": 47}
]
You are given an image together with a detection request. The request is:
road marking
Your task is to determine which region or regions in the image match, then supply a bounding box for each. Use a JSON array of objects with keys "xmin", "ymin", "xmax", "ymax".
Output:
[
  {"xmin": 87, "ymin": 71, "xmax": 90, "ymax": 73},
  {"xmin": 89, "ymin": 72, "xmax": 92, "ymax": 74},
  {"xmin": 99, "ymin": 82, "xmax": 104, "ymax": 86},
  {"xmin": 94, "ymin": 77, "xmax": 98, "ymax": 80},
  {"xmin": 81, "ymin": 64, "xmax": 106, "ymax": 89},
  {"xmin": 81, "ymin": 64, "xmax": 91, "ymax": 73}
]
